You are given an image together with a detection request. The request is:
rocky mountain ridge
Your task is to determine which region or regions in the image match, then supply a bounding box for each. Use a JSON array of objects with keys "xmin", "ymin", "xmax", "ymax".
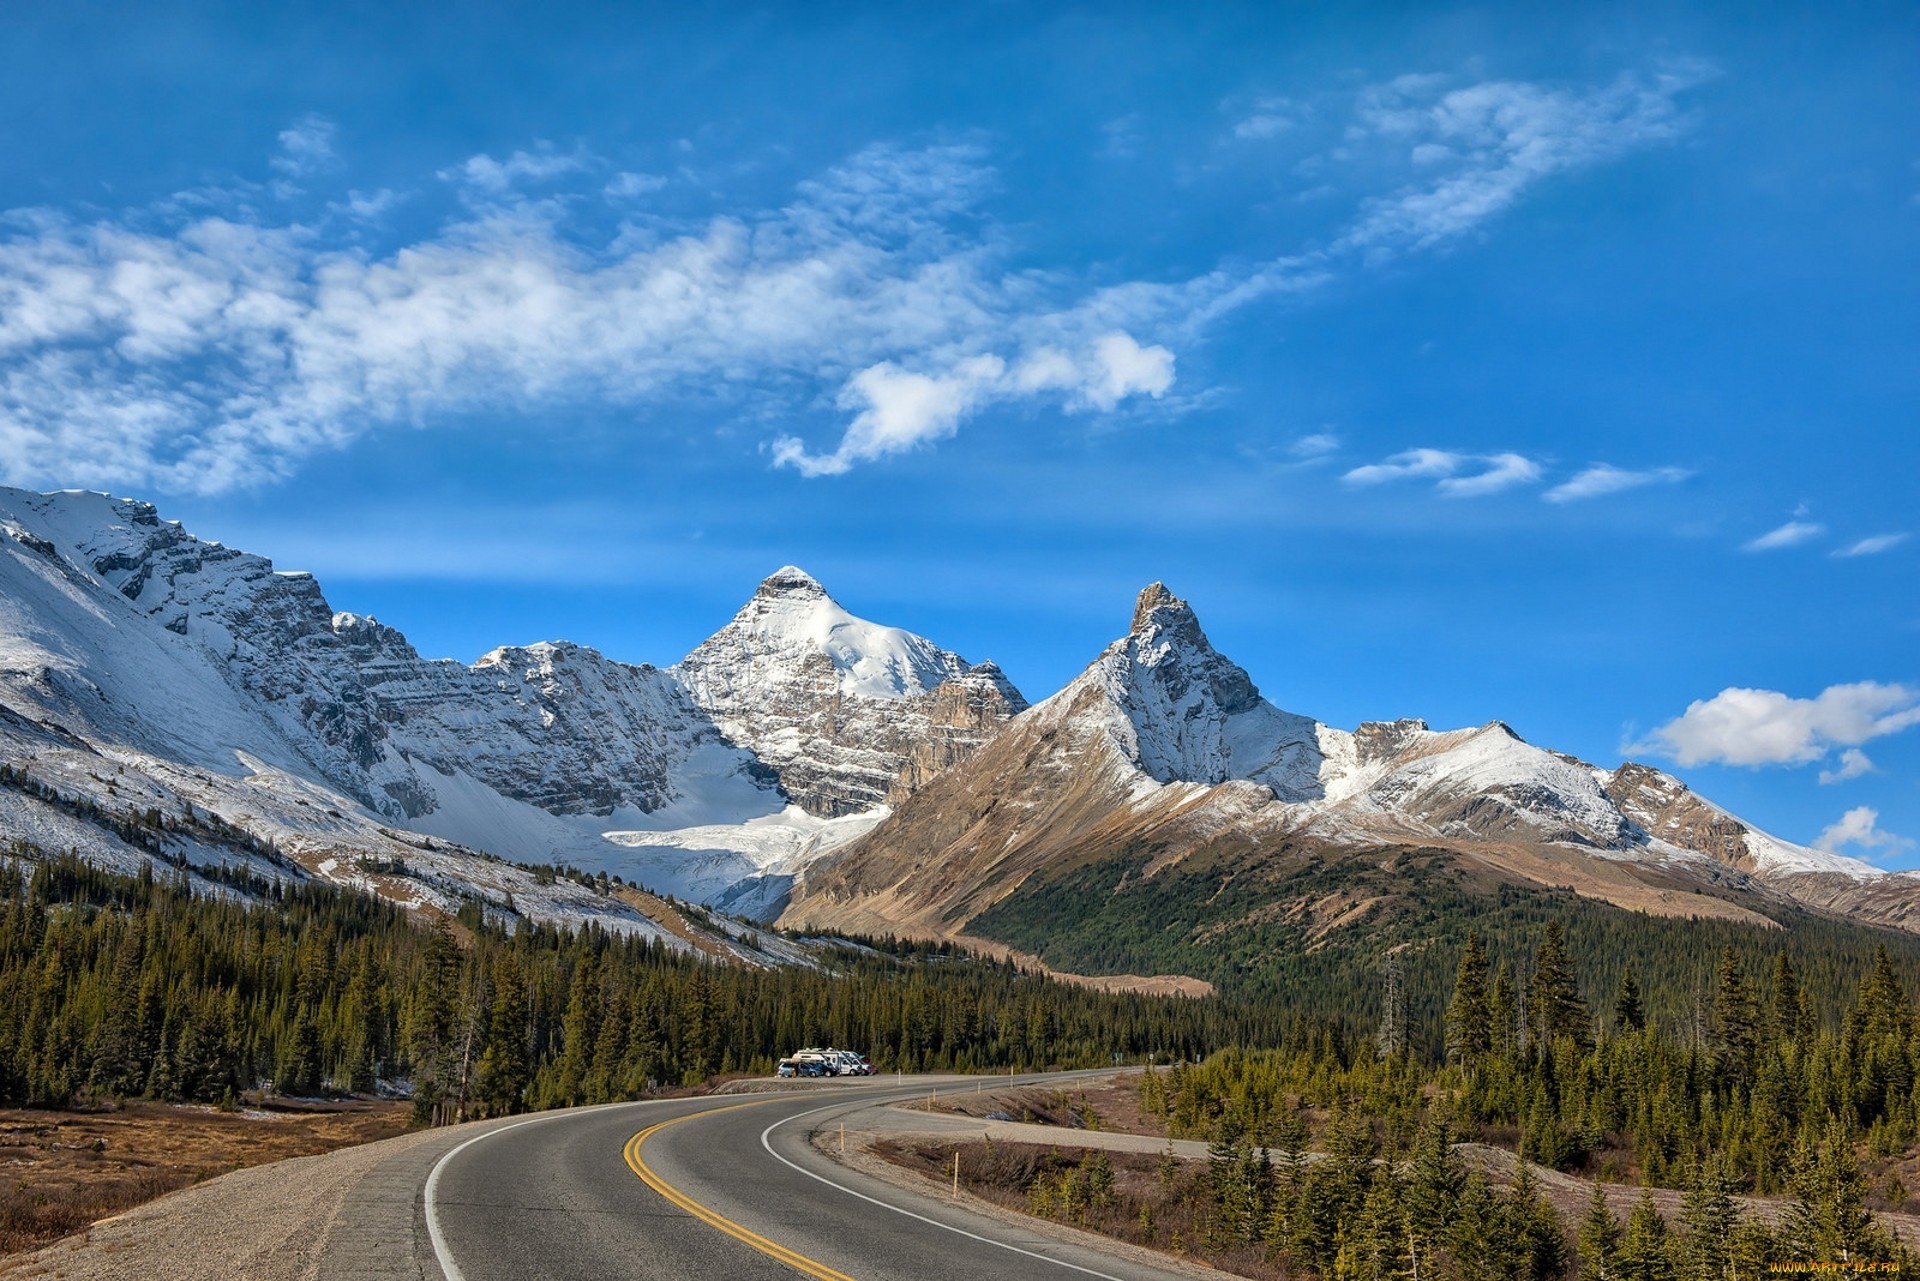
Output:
[
  {"xmin": 0, "ymin": 487, "xmax": 1021, "ymax": 924},
  {"xmin": 0, "ymin": 486, "xmax": 1907, "ymax": 962},
  {"xmin": 781, "ymin": 583, "xmax": 1902, "ymax": 942}
]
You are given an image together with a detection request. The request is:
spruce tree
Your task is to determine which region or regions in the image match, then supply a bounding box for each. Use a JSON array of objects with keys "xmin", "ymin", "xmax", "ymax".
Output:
[
  {"xmin": 1613, "ymin": 969, "xmax": 1646, "ymax": 1034},
  {"xmin": 1528, "ymin": 919, "xmax": 1590, "ymax": 1050},
  {"xmin": 1577, "ymin": 1182, "xmax": 1622, "ymax": 1281},
  {"xmin": 1711, "ymin": 948, "xmax": 1756, "ymax": 1090},
  {"xmin": 1617, "ymin": 1189, "xmax": 1675, "ymax": 1281},
  {"xmin": 1676, "ymin": 1157, "xmax": 1739, "ymax": 1281},
  {"xmin": 1446, "ymin": 930, "xmax": 1493, "ymax": 1066}
]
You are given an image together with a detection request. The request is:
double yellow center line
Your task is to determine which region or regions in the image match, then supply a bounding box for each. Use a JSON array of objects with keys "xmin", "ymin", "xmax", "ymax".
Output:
[{"xmin": 622, "ymin": 1100, "xmax": 859, "ymax": 1281}]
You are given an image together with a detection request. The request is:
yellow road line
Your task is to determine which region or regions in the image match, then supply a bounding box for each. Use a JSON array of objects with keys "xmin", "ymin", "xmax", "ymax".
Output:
[{"xmin": 623, "ymin": 1102, "xmax": 861, "ymax": 1281}]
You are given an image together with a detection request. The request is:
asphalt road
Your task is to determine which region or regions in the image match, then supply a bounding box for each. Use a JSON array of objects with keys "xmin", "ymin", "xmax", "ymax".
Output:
[{"xmin": 423, "ymin": 1073, "xmax": 1199, "ymax": 1281}]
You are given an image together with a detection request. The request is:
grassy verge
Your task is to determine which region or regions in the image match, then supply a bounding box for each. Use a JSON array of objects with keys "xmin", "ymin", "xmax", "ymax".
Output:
[{"xmin": 0, "ymin": 1098, "xmax": 407, "ymax": 1256}]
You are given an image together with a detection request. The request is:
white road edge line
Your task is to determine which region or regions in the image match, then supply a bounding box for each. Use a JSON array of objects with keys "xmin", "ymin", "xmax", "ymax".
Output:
[
  {"xmin": 760, "ymin": 1094, "xmax": 1131, "ymax": 1281},
  {"xmin": 423, "ymin": 1102, "xmax": 632, "ymax": 1281}
]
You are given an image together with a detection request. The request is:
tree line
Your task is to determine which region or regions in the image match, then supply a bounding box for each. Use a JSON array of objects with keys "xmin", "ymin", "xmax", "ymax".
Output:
[
  {"xmin": 1130, "ymin": 920, "xmax": 1920, "ymax": 1277},
  {"xmin": 0, "ymin": 848, "xmax": 1275, "ymax": 1120}
]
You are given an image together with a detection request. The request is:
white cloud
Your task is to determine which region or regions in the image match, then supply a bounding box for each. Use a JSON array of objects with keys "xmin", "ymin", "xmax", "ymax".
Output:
[
  {"xmin": 1818, "ymin": 748, "xmax": 1876, "ymax": 785},
  {"xmin": 1343, "ymin": 447, "xmax": 1463, "ymax": 486},
  {"xmin": 333, "ymin": 189, "xmax": 400, "ymax": 221},
  {"xmin": 605, "ymin": 171, "xmax": 668, "ymax": 199},
  {"xmin": 1815, "ymin": 806, "xmax": 1914, "ymax": 855},
  {"xmin": 1834, "ymin": 532, "xmax": 1910, "ymax": 558},
  {"xmin": 1342, "ymin": 447, "xmax": 1540, "ymax": 497},
  {"xmin": 772, "ymin": 331, "xmax": 1174, "ymax": 476},
  {"xmin": 1438, "ymin": 451, "xmax": 1540, "ymax": 497},
  {"xmin": 1233, "ymin": 98, "xmax": 1298, "ymax": 140},
  {"xmin": 1337, "ymin": 66, "xmax": 1709, "ymax": 254},
  {"xmin": 1544, "ymin": 463, "xmax": 1690, "ymax": 503},
  {"xmin": 0, "ymin": 64, "xmax": 1707, "ymax": 490},
  {"xmin": 1639, "ymin": 681, "xmax": 1920, "ymax": 768},
  {"xmin": 446, "ymin": 145, "xmax": 589, "ymax": 193},
  {"xmin": 273, "ymin": 115, "xmax": 339, "ymax": 178},
  {"xmin": 774, "ymin": 356, "xmax": 1003, "ymax": 477},
  {"xmin": 1086, "ymin": 332, "xmax": 1175, "ymax": 409},
  {"xmin": 1743, "ymin": 520, "xmax": 1826, "ymax": 552},
  {"xmin": 1289, "ymin": 432, "xmax": 1341, "ymax": 460}
]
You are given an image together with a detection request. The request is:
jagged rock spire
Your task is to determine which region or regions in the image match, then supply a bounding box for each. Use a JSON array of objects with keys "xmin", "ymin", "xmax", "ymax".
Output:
[{"xmin": 1131, "ymin": 581, "xmax": 1182, "ymax": 634}]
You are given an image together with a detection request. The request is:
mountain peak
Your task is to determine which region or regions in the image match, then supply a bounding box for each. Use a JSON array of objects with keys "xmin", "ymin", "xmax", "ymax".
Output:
[
  {"xmin": 1131, "ymin": 581, "xmax": 1187, "ymax": 634},
  {"xmin": 757, "ymin": 566, "xmax": 825, "ymax": 599}
]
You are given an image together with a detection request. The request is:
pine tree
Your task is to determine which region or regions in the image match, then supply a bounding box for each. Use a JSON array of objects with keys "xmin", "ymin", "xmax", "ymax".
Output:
[
  {"xmin": 1528, "ymin": 920, "xmax": 1590, "ymax": 1050},
  {"xmin": 1783, "ymin": 1117, "xmax": 1891, "ymax": 1265},
  {"xmin": 1446, "ymin": 931, "xmax": 1493, "ymax": 1066},
  {"xmin": 1577, "ymin": 1182, "xmax": 1622, "ymax": 1281},
  {"xmin": 1508, "ymin": 1163, "xmax": 1566, "ymax": 1281},
  {"xmin": 1617, "ymin": 1189, "xmax": 1675, "ymax": 1281},
  {"xmin": 1711, "ymin": 948, "xmax": 1756, "ymax": 1090},
  {"xmin": 1676, "ymin": 1157, "xmax": 1739, "ymax": 1281},
  {"xmin": 1614, "ymin": 969, "xmax": 1646, "ymax": 1034},
  {"xmin": 1769, "ymin": 952, "xmax": 1805, "ymax": 1045},
  {"xmin": 474, "ymin": 949, "xmax": 530, "ymax": 1116},
  {"xmin": 1346, "ymin": 1170, "xmax": 1409, "ymax": 1281},
  {"xmin": 1404, "ymin": 1108, "xmax": 1459, "ymax": 1277}
]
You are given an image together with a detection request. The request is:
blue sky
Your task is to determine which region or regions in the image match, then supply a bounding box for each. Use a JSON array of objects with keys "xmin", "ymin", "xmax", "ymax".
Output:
[{"xmin": 1, "ymin": 2, "xmax": 1915, "ymax": 863}]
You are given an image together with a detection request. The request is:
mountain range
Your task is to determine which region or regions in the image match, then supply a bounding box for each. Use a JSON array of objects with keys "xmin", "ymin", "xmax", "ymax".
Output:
[{"xmin": 0, "ymin": 486, "xmax": 1912, "ymax": 977}]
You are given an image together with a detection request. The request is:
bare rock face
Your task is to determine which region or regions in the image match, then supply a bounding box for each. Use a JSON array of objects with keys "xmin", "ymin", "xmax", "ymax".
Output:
[
  {"xmin": 675, "ymin": 568, "xmax": 1027, "ymax": 817},
  {"xmin": 1604, "ymin": 761, "xmax": 1757, "ymax": 870}
]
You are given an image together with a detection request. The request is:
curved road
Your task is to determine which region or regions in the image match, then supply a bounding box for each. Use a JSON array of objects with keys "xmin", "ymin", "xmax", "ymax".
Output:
[{"xmin": 423, "ymin": 1073, "xmax": 1195, "ymax": 1281}]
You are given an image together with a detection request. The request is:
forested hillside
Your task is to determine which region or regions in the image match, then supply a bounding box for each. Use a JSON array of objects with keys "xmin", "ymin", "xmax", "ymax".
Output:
[
  {"xmin": 971, "ymin": 839, "xmax": 1920, "ymax": 1054},
  {"xmin": 0, "ymin": 847, "xmax": 1267, "ymax": 1120},
  {"xmin": 1092, "ymin": 920, "xmax": 1920, "ymax": 1277}
]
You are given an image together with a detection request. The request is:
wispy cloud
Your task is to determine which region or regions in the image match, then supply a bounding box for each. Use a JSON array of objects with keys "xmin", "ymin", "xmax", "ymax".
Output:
[
  {"xmin": 272, "ymin": 114, "xmax": 339, "ymax": 179},
  {"xmin": 1440, "ymin": 452, "xmax": 1540, "ymax": 497},
  {"xmin": 1336, "ymin": 65, "xmax": 1710, "ymax": 255},
  {"xmin": 444, "ymin": 144, "xmax": 590, "ymax": 193},
  {"xmin": 1342, "ymin": 448, "xmax": 1541, "ymax": 498},
  {"xmin": 1834, "ymin": 532, "xmax": 1910, "ymax": 558},
  {"xmin": 0, "ymin": 65, "xmax": 1706, "ymax": 492},
  {"xmin": 1544, "ymin": 463, "xmax": 1690, "ymax": 503},
  {"xmin": 1232, "ymin": 97, "xmax": 1299, "ymax": 141},
  {"xmin": 0, "ymin": 143, "xmax": 1188, "ymax": 492},
  {"xmin": 1636, "ymin": 681, "xmax": 1920, "ymax": 768},
  {"xmin": 605, "ymin": 171, "xmax": 667, "ymax": 199},
  {"xmin": 1743, "ymin": 520, "xmax": 1826, "ymax": 552},
  {"xmin": 1289, "ymin": 432, "xmax": 1341, "ymax": 460},
  {"xmin": 1815, "ymin": 806, "xmax": 1914, "ymax": 856}
]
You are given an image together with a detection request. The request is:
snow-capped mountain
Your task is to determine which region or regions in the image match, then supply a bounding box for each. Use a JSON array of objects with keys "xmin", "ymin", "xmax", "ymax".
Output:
[
  {"xmin": 0, "ymin": 486, "xmax": 1906, "ymax": 954},
  {"xmin": 783, "ymin": 583, "xmax": 1902, "ymax": 940},
  {"xmin": 0, "ymin": 487, "xmax": 1022, "ymax": 925},
  {"xmin": 676, "ymin": 566, "xmax": 1027, "ymax": 817}
]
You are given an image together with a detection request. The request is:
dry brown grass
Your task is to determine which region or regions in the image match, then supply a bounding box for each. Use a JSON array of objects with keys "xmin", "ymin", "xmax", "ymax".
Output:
[{"xmin": 0, "ymin": 1098, "xmax": 408, "ymax": 1258}]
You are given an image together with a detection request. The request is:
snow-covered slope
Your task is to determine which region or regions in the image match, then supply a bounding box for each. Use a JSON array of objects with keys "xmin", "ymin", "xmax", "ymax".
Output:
[
  {"xmin": 0, "ymin": 488, "xmax": 1029, "ymax": 920},
  {"xmin": 1, "ymin": 487, "xmax": 1902, "ymax": 944},
  {"xmin": 675, "ymin": 567, "xmax": 1027, "ymax": 816}
]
